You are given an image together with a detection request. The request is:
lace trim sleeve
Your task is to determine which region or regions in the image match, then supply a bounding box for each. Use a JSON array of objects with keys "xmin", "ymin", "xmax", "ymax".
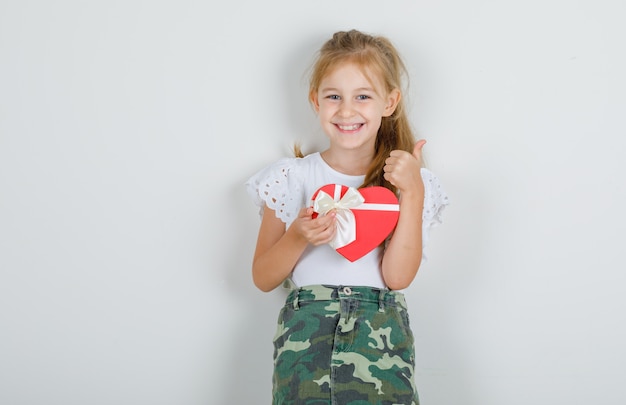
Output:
[
  {"xmin": 420, "ymin": 168, "xmax": 450, "ymax": 255},
  {"xmin": 245, "ymin": 157, "xmax": 304, "ymax": 226}
]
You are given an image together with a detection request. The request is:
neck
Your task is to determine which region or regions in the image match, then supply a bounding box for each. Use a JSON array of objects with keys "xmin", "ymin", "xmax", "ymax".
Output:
[{"xmin": 321, "ymin": 148, "xmax": 373, "ymax": 176}]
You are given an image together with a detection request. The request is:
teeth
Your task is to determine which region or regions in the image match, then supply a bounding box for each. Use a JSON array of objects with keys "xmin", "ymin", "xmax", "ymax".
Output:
[{"xmin": 338, "ymin": 124, "xmax": 360, "ymax": 131}]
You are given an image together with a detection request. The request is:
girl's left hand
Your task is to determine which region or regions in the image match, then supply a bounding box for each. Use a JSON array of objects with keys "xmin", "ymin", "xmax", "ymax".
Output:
[{"xmin": 383, "ymin": 140, "xmax": 426, "ymax": 197}]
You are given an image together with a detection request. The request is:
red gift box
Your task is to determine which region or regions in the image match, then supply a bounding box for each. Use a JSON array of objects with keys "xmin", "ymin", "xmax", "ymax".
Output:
[{"xmin": 311, "ymin": 184, "xmax": 400, "ymax": 262}]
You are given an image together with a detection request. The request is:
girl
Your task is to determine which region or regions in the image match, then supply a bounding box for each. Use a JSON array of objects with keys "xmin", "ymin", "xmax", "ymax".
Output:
[{"xmin": 246, "ymin": 29, "xmax": 448, "ymax": 405}]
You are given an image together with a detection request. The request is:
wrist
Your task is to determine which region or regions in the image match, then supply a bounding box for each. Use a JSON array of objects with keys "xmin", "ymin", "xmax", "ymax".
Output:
[
  {"xmin": 398, "ymin": 188, "xmax": 424, "ymax": 203},
  {"xmin": 285, "ymin": 224, "xmax": 310, "ymax": 247}
]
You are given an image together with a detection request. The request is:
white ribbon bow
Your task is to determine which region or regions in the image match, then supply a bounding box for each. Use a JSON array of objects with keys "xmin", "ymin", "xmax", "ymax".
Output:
[{"xmin": 313, "ymin": 186, "xmax": 365, "ymax": 249}]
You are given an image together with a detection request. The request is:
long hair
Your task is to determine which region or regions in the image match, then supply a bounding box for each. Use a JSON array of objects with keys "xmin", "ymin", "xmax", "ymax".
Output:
[{"xmin": 305, "ymin": 29, "xmax": 417, "ymax": 194}]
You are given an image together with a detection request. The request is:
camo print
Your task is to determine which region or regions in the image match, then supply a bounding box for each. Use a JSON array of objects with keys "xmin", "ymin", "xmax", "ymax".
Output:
[{"xmin": 272, "ymin": 285, "xmax": 419, "ymax": 405}]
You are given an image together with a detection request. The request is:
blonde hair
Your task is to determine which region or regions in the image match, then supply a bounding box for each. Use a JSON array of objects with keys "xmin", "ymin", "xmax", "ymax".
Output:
[{"xmin": 302, "ymin": 29, "xmax": 417, "ymax": 194}]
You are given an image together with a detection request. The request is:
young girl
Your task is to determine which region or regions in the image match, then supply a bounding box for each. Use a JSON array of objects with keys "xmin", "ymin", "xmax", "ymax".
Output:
[{"xmin": 246, "ymin": 29, "xmax": 448, "ymax": 405}]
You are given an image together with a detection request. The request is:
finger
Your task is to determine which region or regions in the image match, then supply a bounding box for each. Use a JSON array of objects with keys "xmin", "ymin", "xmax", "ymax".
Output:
[
  {"xmin": 388, "ymin": 150, "xmax": 406, "ymax": 158},
  {"xmin": 385, "ymin": 154, "xmax": 402, "ymax": 164},
  {"xmin": 321, "ymin": 226, "xmax": 337, "ymax": 245},
  {"xmin": 312, "ymin": 210, "xmax": 336, "ymax": 229},
  {"xmin": 412, "ymin": 139, "xmax": 427, "ymax": 159},
  {"xmin": 298, "ymin": 207, "xmax": 313, "ymax": 218},
  {"xmin": 383, "ymin": 171, "xmax": 397, "ymax": 186},
  {"xmin": 311, "ymin": 218, "xmax": 337, "ymax": 245}
]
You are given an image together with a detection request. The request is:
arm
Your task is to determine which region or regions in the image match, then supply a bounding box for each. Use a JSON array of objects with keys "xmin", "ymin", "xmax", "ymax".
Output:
[
  {"xmin": 380, "ymin": 141, "xmax": 426, "ymax": 290},
  {"xmin": 252, "ymin": 205, "xmax": 337, "ymax": 292}
]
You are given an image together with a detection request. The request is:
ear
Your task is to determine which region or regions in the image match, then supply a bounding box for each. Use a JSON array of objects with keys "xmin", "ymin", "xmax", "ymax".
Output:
[
  {"xmin": 310, "ymin": 90, "xmax": 320, "ymax": 112},
  {"xmin": 382, "ymin": 88, "xmax": 401, "ymax": 117}
]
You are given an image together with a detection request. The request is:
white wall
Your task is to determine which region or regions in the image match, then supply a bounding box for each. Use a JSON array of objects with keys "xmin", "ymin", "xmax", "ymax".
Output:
[{"xmin": 1, "ymin": 1, "xmax": 625, "ymax": 404}]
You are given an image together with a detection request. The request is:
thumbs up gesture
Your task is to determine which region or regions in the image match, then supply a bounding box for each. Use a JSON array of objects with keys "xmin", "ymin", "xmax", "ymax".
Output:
[{"xmin": 383, "ymin": 140, "xmax": 426, "ymax": 198}]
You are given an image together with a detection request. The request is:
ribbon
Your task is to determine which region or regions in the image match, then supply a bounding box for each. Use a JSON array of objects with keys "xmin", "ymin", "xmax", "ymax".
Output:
[{"xmin": 313, "ymin": 186, "xmax": 365, "ymax": 249}]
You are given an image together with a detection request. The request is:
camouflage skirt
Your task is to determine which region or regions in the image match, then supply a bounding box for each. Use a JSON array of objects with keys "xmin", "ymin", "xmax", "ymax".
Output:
[{"xmin": 272, "ymin": 284, "xmax": 419, "ymax": 405}]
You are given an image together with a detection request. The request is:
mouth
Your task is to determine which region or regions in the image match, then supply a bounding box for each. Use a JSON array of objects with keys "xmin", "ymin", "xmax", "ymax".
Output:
[{"xmin": 335, "ymin": 123, "xmax": 364, "ymax": 132}]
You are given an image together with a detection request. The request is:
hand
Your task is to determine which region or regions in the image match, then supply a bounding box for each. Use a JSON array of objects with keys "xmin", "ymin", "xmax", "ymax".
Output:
[
  {"xmin": 289, "ymin": 207, "xmax": 337, "ymax": 246},
  {"xmin": 383, "ymin": 140, "xmax": 426, "ymax": 197}
]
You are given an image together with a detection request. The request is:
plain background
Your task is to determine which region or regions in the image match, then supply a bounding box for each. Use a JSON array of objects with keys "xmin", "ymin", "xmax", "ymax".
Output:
[{"xmin": 1, "ymin": 1, "xmax": 625, "ymax": 404}]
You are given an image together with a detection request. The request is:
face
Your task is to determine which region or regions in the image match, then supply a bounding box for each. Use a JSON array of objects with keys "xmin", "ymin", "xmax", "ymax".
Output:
[{"xmin": 311, "ymin": 62, "xmax": 400, "ymax": 154}]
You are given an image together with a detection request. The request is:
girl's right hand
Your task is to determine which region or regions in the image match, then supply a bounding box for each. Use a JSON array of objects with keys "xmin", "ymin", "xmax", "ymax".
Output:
[{"xmin": 289, "ymin": 207, "xmax": 337, "ymax": 246}]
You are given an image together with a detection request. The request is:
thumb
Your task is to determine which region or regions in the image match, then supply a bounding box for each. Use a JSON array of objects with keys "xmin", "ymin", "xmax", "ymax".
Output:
[{"xmin": 413, "ymin": 139, "xmax": 427, "ymax": 159}]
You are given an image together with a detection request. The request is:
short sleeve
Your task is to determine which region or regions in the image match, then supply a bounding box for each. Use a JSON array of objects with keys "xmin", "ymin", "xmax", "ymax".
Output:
[
  {"xmin": 420, "ymin": 168, "xmax": 450, "ymax": 257},
  {"xmin": 245, "ymin": 157, "xmax": 305, "ymax": 226}
]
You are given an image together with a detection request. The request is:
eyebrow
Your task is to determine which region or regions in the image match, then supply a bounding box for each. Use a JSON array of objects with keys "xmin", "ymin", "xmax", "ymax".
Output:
[{"xmin": 320, "ymin": 87, "xmax": 376, "ymax": 93}]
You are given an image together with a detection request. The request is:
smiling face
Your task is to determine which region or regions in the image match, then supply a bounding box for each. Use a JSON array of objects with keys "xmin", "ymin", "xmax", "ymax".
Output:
[{"xmin": 311, "ymin": 62, "xmax": 400, "ymax": 155}]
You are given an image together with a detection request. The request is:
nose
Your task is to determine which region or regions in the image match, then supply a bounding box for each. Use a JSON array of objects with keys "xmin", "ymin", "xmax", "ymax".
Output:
[{"xmin": 338, "ymin": 100, "xmax": 355, "ymax": 118}]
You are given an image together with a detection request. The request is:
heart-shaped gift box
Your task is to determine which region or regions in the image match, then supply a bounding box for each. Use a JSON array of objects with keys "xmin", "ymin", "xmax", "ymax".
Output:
[{"xmin": 311, "ymin": 184, "xmax": 400, "ymax": 262}]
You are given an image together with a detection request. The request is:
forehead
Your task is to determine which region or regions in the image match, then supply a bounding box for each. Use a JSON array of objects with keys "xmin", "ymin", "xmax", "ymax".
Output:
[{"xmin": 321, "ymin": 62, "xmax": 384, "ymax": 91}]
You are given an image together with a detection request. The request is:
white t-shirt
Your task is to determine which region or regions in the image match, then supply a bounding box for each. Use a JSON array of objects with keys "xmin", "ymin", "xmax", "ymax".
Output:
[{"xmin": 245, "ymin": 152, "xmax": 449, "ymax": 289}]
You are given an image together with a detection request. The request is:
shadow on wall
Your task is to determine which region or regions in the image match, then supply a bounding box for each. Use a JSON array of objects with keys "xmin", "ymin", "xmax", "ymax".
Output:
[
  {"xmin": 214, "ymin": 178, "xmax": 288, "ymax": 403},
  {"xmin": 413, "ymin": 177, "xmax": 486, "ymax": 403},
  {"xmin": 282, "ymin": 33, "xmax": 329, "ymax": 156},
  {"xmin": 212, "ymin": 36, "xmax": 330, "ymax": 401}
]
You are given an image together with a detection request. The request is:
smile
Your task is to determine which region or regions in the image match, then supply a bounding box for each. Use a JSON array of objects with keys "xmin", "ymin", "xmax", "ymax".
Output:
[{"xmin": 336, "ymin": 123, "xmax": 363, "ymax": 131}]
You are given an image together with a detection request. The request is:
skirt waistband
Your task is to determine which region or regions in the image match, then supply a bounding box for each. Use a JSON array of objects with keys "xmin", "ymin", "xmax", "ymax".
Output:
[{"xmin": 285, "ymin": 284, "xmax": 407, "ymax": 310}]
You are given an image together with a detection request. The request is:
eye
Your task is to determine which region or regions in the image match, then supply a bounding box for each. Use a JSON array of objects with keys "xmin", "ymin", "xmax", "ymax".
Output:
[
  {"xmin": 326, "ymin": 95, "xmax": 341, "ymax": 100},
  {"xmin": 356, "ymin": 95, "xmax": 371, "ymax": 100}
]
